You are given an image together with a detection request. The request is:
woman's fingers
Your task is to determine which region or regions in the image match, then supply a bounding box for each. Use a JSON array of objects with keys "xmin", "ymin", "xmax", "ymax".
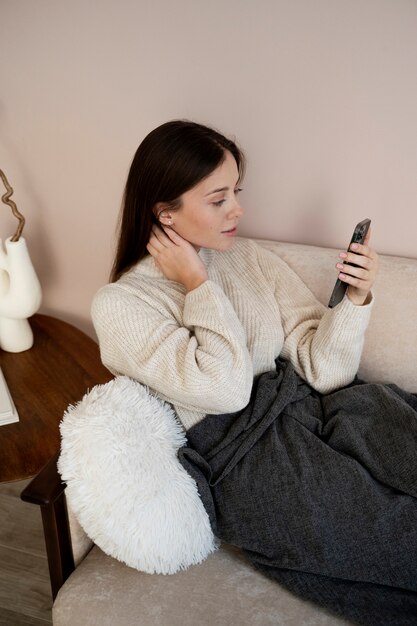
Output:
[
  {"xmin": 160, "ymin": 224, "xmax": 192, "ymax": 246},
  {"xmin": 146, "ymin": 240, "xmax": 158, "ymax": 256},
  {"xmin": 147, "ymin": 223, "xmax": 207, "ymax": 290},
  {"xmin": 339, "ymin": 242, "xmax": 376, "ymax": 266},
  {"xmin": 336, "ymin": 252, "xmax": 378, "ymax": 293},
  {"xmin": 151, "ymin": 224, "xmax": 189, "ymax": 248},
  {"xmin": 339, "ymin": 252, "xmax": 370, "ymax": 270},
  {"xmin": 336, "ymin": 227, "xmax": 379, "ymax": 303},
  {"xmin": 148, "ymin": 226, "xmax": 181, "ymax": 257},
  {"xmin": 151, "ymin": 224, "xmax": 173, "ymax": 246},
  {"xmin": 336, "ymin": 263, "xmax": 369, "ymax": 281}
]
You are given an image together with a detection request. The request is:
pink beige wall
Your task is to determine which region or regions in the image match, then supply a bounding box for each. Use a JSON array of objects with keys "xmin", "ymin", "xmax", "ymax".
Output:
[{"xmin": 1, "ymin": 0, "xmax": 416, "ymax": 337}]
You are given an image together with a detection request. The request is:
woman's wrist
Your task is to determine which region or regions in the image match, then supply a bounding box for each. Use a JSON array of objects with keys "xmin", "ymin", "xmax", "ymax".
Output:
[
  {"xmin": 346, "ymin": 288, "xmax": 371, "ymax": 306},
  {"xmin": 184, "ymin": 272, "xmax": 208, "ymax": 293}
]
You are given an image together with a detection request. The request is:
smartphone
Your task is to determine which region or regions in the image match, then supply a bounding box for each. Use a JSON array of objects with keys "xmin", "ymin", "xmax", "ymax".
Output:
[{"xmin": 328, "ymin": 218, "xmax": 371, "ymax": 308}]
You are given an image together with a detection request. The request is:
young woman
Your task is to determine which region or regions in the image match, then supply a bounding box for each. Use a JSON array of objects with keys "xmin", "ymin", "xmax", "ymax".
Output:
[{"xmin": 92, "ymin": 120, "xmax": 417, "ymax": 626}]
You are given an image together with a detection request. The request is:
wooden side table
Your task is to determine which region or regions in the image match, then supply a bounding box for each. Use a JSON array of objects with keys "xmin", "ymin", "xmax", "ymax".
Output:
[{"xmin": 0, "ymin": 314, "xmax": 112, "ymax": 483}]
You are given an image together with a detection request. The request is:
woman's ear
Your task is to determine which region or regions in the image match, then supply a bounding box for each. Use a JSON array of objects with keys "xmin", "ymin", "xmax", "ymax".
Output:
[{"xmin": 154, "ymin": 203, "xmax": 174, "ymax": 226}]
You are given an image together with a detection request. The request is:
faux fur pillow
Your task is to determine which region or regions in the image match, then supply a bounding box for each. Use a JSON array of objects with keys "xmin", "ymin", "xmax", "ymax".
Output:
[{"xmin": 57, "ymin": 376, "xmax": 218, "ymax": 574}]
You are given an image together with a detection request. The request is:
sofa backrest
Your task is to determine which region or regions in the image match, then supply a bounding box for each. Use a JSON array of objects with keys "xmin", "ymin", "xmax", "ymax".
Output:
[{"xmin": 255, "ymin": 238, "xmax": 417, "ymax": 393}]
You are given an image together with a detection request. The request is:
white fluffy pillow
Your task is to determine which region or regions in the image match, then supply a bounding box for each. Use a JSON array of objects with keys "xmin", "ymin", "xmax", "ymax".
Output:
[{"xmin": 57, "ymin": 376, "xmax": 218, "ymax": 574}]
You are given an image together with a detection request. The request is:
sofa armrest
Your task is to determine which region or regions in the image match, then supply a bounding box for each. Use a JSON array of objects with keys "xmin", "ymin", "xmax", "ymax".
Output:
[{"xmin": 21, "ymin": 452, "xmax": 75, "ymax": 600}]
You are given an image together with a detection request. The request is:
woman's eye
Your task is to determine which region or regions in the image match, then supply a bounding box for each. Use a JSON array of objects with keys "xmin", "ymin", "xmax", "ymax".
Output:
[{"xmin": 212, "ymin": 189, "xmax": 242, "ymax": 206}]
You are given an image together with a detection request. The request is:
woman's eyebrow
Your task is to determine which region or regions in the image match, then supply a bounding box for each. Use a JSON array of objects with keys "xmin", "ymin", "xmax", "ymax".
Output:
[{"xmin": 204, "ymin": 186, "xmax": 228, "ymax": 197}]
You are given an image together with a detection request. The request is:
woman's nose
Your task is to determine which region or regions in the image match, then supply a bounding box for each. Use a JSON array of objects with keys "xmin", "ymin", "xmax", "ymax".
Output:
[{"xmin": 229, "ymin": 199, "xmax": 244, "ymax": 218}]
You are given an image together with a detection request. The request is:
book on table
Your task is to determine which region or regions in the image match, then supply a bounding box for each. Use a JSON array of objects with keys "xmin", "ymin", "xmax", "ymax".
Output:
[{"xmin": 0, "ymin": 367, "xmax": 19, "ymax": 426}]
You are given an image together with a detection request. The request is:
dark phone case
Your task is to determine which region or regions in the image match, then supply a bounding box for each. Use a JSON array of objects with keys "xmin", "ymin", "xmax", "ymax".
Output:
[{"xmin": 328, "ymin": 219, "xmax": 371, "ymax": 308}]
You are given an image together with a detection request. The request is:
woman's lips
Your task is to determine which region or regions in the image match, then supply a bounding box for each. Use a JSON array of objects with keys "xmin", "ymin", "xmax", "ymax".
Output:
[{"xmin": 222, "ymin": 227, "xmax": 237, "ymax": 236}]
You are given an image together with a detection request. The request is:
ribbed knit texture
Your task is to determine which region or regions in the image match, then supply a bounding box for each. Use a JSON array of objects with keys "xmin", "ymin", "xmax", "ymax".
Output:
[{"xmin": 91, "ymin": 239, "xmax": 373, "ymax": 431}]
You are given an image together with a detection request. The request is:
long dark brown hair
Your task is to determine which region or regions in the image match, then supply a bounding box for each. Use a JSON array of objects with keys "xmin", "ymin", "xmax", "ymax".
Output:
[{"xmin": 110, "ymin": 120, "xmax": 245, "ymax": 282}]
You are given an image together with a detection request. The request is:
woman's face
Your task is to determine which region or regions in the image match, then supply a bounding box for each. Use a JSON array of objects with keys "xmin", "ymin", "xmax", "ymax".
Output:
[{"xmin": 163, "ymin": 150, "xmax": 244, "ymax": 251}]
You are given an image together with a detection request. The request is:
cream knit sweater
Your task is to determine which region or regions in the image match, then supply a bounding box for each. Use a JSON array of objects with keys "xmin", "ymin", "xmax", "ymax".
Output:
[{"xmin": 91, "ymin": 238, "xmax": 373, "ymax": 431}]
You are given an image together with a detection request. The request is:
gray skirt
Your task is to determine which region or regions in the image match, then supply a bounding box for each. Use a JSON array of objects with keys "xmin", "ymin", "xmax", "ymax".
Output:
[{"xmin": 178, "ymin": 358, "xmax": 417, "ymax": 626}]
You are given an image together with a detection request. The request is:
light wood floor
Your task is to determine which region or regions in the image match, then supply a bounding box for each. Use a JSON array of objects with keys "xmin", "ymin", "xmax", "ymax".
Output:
[{"xmin": 0, "ymin": 479, "xmax": 53, "ymax": 625}]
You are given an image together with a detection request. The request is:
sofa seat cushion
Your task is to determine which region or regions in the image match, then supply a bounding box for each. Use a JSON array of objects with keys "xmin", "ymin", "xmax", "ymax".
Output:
[{"xmin": 53, "ymin": 544, "xmax": 353, "ymax": 626}]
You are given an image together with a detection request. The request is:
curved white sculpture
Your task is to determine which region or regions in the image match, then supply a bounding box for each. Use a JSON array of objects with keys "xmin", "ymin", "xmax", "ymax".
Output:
[{"xmin": 0, "ymin": 237, "xmax": 42, "ymax": 352}]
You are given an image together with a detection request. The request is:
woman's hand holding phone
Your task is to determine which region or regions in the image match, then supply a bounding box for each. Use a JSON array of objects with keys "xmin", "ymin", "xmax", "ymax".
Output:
[
  {"xmin": 146, "ymin": 224, "xmax": 208, "ymax": 292},
  {"xmin": 335, "ymin": 226, "xmax": 379, "ymax": 306}
]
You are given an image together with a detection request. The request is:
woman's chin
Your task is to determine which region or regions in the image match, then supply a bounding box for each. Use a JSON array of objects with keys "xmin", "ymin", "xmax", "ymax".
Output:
[
  {"xmin": 190, "ymin": 234, "xmax": 237, "ymax": 252},
  {"xmin": 209, "ymin": 238, "xmax": 237, "ymax": 251}
]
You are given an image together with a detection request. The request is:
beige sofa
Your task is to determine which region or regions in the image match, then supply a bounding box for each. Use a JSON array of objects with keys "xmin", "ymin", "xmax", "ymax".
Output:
[{"xmin": 22, "ymin": 238, "xmax": 417, "ymax": 626}]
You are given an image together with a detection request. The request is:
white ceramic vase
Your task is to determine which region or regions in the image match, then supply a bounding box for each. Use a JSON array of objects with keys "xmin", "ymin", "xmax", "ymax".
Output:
[{"xmin": 0, "ymin": 237, "xmax": 42, "ymax": 352}]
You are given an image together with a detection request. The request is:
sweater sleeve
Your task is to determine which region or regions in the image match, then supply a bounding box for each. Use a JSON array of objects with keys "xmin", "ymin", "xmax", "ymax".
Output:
[
  {"xmin": 91, "ymin": 279, "xmax": 253, "ymax": 414},
  {"xmin": 255, "ymin": 244, "xmax": 373, "ymax": 393}
]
